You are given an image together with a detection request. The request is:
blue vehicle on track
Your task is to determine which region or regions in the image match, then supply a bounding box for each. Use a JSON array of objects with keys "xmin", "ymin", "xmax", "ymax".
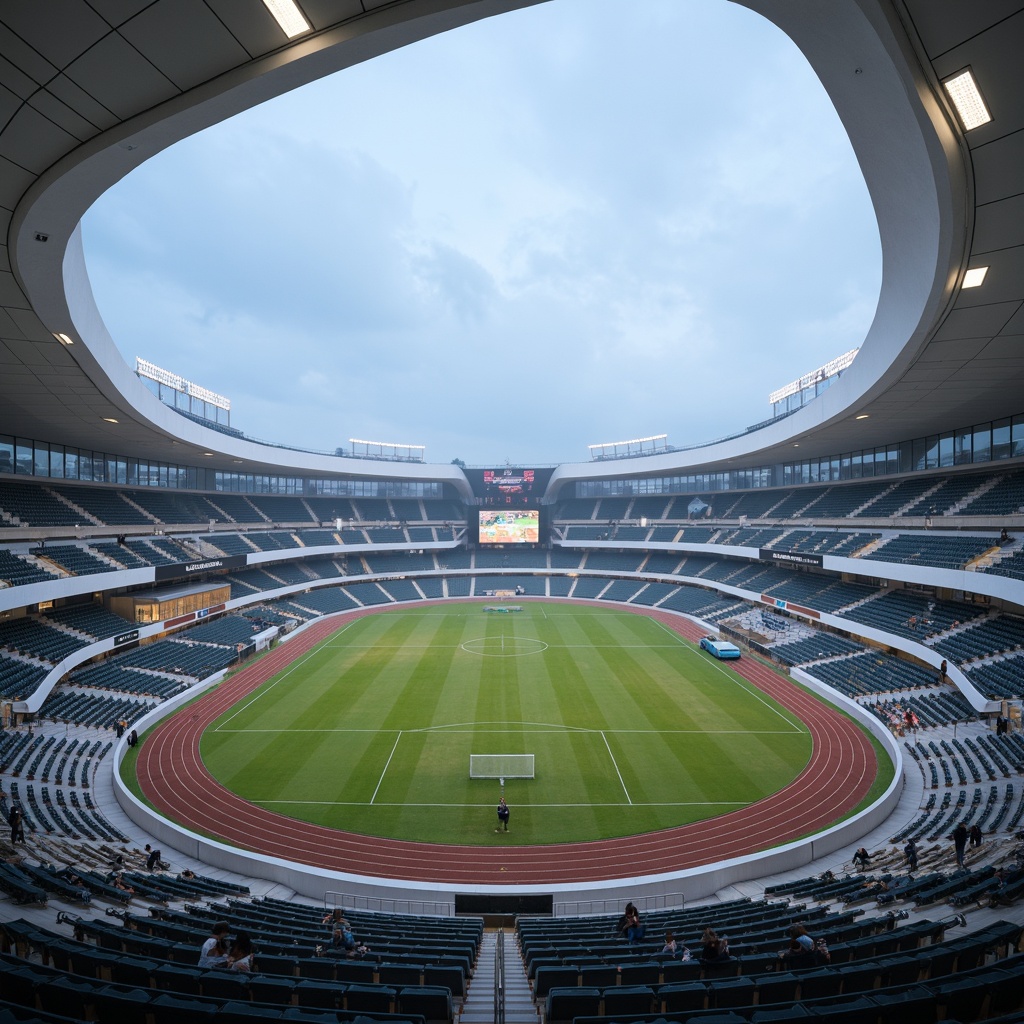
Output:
[{"xmin": 699, "ymin": 635, "xmax": 742, "ymax": 660}]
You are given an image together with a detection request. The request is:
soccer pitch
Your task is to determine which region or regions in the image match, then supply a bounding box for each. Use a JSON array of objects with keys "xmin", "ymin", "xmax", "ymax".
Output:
[{"xmin": 200, "ymin": 604, "xmax": 813, "ymax": 845}]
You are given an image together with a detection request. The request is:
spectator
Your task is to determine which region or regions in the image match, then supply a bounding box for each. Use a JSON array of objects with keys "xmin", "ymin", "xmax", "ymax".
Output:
[
  {"xmin": 198, "ymin": 922, "xmax": 231, "ymax": 968},
  {"xmin": 852, "ymin": 847, "xmax": 872, "ymax": 869},
  {"xmin": 145, "ymin": 844, "xmax": 162, "ymax": 871},
  {"xmin": 8, "ymin": 803, "xmax": 24, "ymax": 844},
  {"xmin": 699, "ymin": 926, "xmax": 729, "ymax": 963},
  {"xmin": 615, "ymin": 902, "xmax": 637, "ymax": 940},
  {"xmin": 952, "ymin": 823, "xmax": 968, "ymax": 869},
  {"xmin": 779, "ymin": 923, "xmax": 815, "ymax": 966},
  {"xmin": 904, "ymin": 837, "xmax": 919, "ymax": 874},
  {"xmin": 969, "ymin": 824, "xmax": 983, "ymax": 849},
  {"xmin": 661, "ymin": 930, "xmax": 677, "ymax": 955},
  {"xmin": 226, "ymin": 932, "xmax": 254, "ymax": 972},
  {"xmin": 625, "ymin": 904, "xmax": 646, "ymax": 944}
]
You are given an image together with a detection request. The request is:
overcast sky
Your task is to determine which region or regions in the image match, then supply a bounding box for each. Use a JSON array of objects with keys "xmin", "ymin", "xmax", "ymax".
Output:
[{"xmin": 82, "ymin": 0, "xmax": 881, "ymax": 469}]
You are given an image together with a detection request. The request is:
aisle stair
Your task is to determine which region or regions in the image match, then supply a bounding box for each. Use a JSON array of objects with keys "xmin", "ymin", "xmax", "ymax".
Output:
[{"xmin": 460, "ymin": 930, "xmax": 537, "ymax": 1024}]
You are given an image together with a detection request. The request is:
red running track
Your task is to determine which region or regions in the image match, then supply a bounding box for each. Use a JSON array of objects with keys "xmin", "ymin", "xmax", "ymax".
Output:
[{"xmin": 135, "ymin": 603, "xmax": 877, "ymax": 886}]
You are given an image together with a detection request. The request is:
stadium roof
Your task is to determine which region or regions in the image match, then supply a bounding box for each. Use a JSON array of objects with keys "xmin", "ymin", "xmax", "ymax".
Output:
[{"xmin": 1, "ymin": 1, "xmax": 1022, "ymax": 483}]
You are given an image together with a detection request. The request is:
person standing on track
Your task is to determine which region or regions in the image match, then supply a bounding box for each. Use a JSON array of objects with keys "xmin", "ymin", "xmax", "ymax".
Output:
[{"xmin": 496, "ymin": 796, "xmax": 510, "ymax": 833}]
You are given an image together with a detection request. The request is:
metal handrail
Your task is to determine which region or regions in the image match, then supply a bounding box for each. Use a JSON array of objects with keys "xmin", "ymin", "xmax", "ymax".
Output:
[{"xmin": 494, "ymin": 928, "xmax": 505, "ymax": 1024}]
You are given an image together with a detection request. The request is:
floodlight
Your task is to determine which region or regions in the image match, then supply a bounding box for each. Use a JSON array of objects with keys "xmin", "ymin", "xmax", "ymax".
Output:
[
  {"xmin": 962, "ymin": 266, "xmax": 988, "ymax": 289},
  {"xmin": 943, "ymin": 69, "xmax": 991, "ymax": 130},
  {"xmin": 262, "ymin": 0, "xmax": 311, "ymax": 38}
]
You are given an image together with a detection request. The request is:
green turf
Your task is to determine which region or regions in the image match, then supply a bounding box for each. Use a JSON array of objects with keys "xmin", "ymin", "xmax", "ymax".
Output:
[{"xmin": 198, "ymin": 603, "xmax": 821, "ymax": 845}]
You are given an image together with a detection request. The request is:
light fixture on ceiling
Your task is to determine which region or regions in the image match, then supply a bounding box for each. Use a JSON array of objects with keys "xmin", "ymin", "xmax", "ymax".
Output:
[
  {"xmin": 943, "ymin": 69, "xmax": 991, "ymax": 131},
  {"xmin": 856, "ymin": 414, "xmax": 870, "ymax": 420},
  {"xmin": 962, "ymin": 266, "xmax": 989, "ymax": 289},
  {"xmin": 793, "ymin": 443, "xmax": 800, "ymax": 447},
  {"xmin": 102, "ymin": 417, "xmax": 119, "ymax": 424},
  {"xmin": 54, "ymin": 333, "xmax": 73, "ymax": 345},
  {"xmin": 261, "ymin": 0, "xmax": 310, "ymax": 37},
  {"xmin": 202, "ymin": 452, "xmax": 214, "ymax": 457}
]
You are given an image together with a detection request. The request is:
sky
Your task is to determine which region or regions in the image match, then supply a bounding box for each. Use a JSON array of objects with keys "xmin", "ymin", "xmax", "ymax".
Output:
[{"xmin": 81, "ymin": 0, "xmax": 881, "ymax": 469}]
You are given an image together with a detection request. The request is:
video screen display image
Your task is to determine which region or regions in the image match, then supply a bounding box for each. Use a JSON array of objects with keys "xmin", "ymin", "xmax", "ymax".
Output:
[{"xmin": 478, "ymin": 509, "xmax": 540, "ymax": 545}]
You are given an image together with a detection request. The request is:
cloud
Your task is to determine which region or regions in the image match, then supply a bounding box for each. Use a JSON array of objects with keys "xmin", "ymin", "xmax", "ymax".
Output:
[{"xmin": 80, "ymin": 0, "xmax": 880, "ymax": 465}]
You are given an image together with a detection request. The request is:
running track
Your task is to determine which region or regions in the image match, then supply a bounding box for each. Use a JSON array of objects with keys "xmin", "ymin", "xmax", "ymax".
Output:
[{"xmin": 135, "ymin": 603, "xmax": 877, "ymax": 885}]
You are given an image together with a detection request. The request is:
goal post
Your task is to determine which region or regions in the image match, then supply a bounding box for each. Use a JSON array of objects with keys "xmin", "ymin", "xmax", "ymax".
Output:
[{"xmin": 470, "ymin": 754, "xmax": 535, "ymax": 779}]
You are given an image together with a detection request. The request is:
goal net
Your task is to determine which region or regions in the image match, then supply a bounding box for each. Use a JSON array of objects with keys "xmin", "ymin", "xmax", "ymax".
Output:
[{"xmin": 470, "ymin": 754, "xmax": 535, "ymax": 779}]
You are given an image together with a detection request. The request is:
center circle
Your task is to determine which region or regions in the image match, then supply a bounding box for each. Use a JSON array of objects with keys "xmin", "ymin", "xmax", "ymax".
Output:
[{"xmin": 460, "ymin": 635, "xmax": 549, "ymax": 657}]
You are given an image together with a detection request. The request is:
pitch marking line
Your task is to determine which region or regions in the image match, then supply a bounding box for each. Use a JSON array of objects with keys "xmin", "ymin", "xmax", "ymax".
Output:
[
  {"xmin": 257, "ymin": 800, "xmax": 748, "ymax": 808},
  {"xmin": 652, "ymin": 619, "xmax": 805, "ymax": 733},
  {"xmin": 601, "ymin": 730, "xmax": 632, "ymax": 805},
  {"xmin": 214, "ymin": 620, "xmax": 360, "ymax": 731},
  {"xmin": 217, "ymin": 726, "xmax": 801, "ymax": 735},
  {"xmin": 370, "ymin": 731, "xmax": 402, "ymax": 805}
]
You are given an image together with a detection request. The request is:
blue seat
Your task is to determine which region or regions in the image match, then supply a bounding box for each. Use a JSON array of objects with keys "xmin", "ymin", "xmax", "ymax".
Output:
[
  {"xmin": 618, "ymin": 961, "xmax": 661, "ymax": 986},
  {"xmin": 602, "ymin": 984, "xmax": 655, "ymax": 1016},
  {"xmin": 660, "ymin": 980, "xmax": 708, "ymax": 1013},
  {"xmin": 92, "ymin": 983, "xmax": 152, "ymax": 1024},
  {"xmin": 149, "ymin": 992, "xmax": 219, "ymax": 1023},
  {"xmin": 294, "ymin": 978, "xmax": 342, "ymax": 1008},
  {"xmin": 545, "ymin": 985, "xmax": 601, "ymax": 1023},
  {"xmin": 344, "ymin": 983, "xmax": 395, "ymax": 1014},
  {"xmin": 709, "ymin": 976, "xmax": 755, "ymax": 1008},
  {"xmin": 533, "ymin": 965, "xmax": 580, "ymax": 997},
  {"xmin": 153, "ymin": 963, "xmax": 203, "ymax": 995},
  {"xmin": 378, "ymin": 962, "xmax": 422, "ymax": 986},
  {"xmin": 200, "ymin": 969, "xmax": 251, "ymax": 1001},
  {"xmin": 751, "ymin": 1006, "xmax": 813, "ymax": 1022},
  {"xmin": 296, "ymin": 957, "xmax": 336, "ymax": 981},
  {"xmin": 872, "ymin": 984, "xmax": 939, "ymax": 1024},
  {"xmin": 396, "ymin": 984, "xmax": 452, "ymax": 1021},
  {"xmin": 753, "ymin": 971, "xmax": 799, "ymax": 1005},
  {"xmin": 249, "ymin": 975, "xmax": 298, "ymax": 1005},
  {"xmin": 424, "ymin": 963, "xmax": 465, "ymax": 997},
  {"xmin": 804, "ymin": 994, "xmax": 877, "ymax": 1024}
]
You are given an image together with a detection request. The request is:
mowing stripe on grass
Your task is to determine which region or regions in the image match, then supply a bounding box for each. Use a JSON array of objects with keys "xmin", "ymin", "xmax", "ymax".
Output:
[{"xmin": 651, "ymin": 618, "xmax": 805, "ymax": 732}]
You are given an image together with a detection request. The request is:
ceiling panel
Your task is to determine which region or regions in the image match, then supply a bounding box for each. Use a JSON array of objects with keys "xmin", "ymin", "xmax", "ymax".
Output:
[
  {"xmin": 119, "ymin": 0, "xmax": 251, "ymax": 93},
  {"xmin": 63, "ymin": 32, "xmax": 179, "ymax": 119}
]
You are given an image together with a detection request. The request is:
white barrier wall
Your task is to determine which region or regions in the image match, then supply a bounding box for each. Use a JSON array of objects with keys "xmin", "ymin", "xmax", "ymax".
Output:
[{"xmin": 113, "ymin": 610, "xmax": 903, "ymax": 909}]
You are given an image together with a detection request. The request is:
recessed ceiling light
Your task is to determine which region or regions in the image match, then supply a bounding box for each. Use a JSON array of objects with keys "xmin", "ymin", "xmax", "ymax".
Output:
[
  {"xmin": 54, "ymin": 333, "xmax": 74, "ymax": 345},
  {"xmin": 962, "ymin": 266, "xmax": 989, "ymax": 288},
  {"xmin": 793, "ymin": 443, "xmax": 800, "ymax": 447},
  {"xmin": 102, "ymin": 417, "xmax": 119, "ymax": 424},
  {"xmin": 261, "ymin": 0, "xmax": 310, "ymax": 37},
  {"xmin": 943, "ymin": 69, "xmax": 992, "ymax": 131},
  {"xmin": 856, "ymin": 414, "xmax": 870, "ymax": 420},
  {"xmin": 202, "ymin": 452, "xmax": 214, "ymax": 457}
]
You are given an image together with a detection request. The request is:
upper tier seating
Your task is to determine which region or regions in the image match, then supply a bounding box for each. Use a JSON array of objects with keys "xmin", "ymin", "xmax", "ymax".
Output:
[
  {"xmin": 0, "ymin": 549, "xmax": 59, "ymax": 586},
  {"xmin": 959, "ymin": 469, "xmax": 1024, "ymax": 515},
  {"xmin": 51, "ymin": 484, "xmax": 151, "ymax": 525},
  {"xmin": 31, "ymin": 544, "xmax": 117, "ymax": 577},
  {"xmin": 900, "ymin": 472, "xmax": 992, "ymax": 517},
  {"xmin": 247, "ymin": 495, "xmax": 316, "ymax": 523},
  {"xmin": 0, "ymin": 616, "xmax": 90, "ymax": 663},
  {"xmin": 933, "ymin": 615, "xmax": 1024, "ymax": 663},
  {"xmin": 863, "ymin": 534, "xmax": 996, "ymax": 569},
  {"xmin": 0, "ymin": 481, "xmax": 83, "ymax": 526},
  {"xmin": 838, "ymin": 590, "xmax": 985, "ymax": 641},
  {"xmin": 42, "ymin": 603, "xmax": 133, "ymax": 640}
]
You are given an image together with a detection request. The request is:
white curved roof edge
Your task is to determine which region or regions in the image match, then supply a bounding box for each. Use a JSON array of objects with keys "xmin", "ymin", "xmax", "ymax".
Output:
[
  {"xmin": 9, "ymin": 1, "xmax": 965, "ymax": 504},
  {"xmin": 546, "ymin": 0, "xmax": 970, "ymax": 498}
]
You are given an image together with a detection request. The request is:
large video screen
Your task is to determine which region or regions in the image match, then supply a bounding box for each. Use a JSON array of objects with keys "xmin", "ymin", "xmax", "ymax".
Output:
[
  {"xmin": 483, "ymin": 468, "xmax": 535, "ymax": 497},
  {"xmin": 478, "ymin": 509, "xmax": 540, "ymax": 545}
]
